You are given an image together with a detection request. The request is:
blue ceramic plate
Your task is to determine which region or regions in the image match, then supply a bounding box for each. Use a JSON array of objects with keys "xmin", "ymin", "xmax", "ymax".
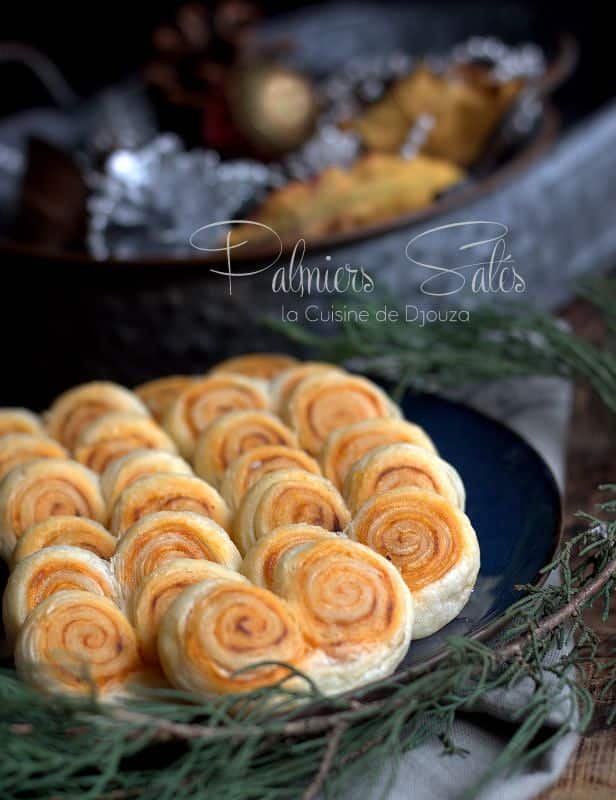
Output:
[{"xmin": 396, "ymin": 392, "xmax": 562, "ymax": 668}]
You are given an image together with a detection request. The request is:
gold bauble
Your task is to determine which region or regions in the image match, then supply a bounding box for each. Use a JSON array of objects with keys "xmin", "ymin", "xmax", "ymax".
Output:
[{"xmin": 227, "ymin": 61, "xmax": 318, "ymax": 157}]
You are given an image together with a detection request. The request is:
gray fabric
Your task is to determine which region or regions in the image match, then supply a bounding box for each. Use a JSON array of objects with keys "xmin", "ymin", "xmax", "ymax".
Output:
[{"xmin": 339, "ymin": 377, "xmax": 576, "ymax": 800}]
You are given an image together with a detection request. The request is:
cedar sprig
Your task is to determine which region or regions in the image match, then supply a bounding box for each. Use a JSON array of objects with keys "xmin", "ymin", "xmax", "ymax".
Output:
[
  {"xmin": 0, "ymin": 490, "xmax": 614, "ymax": 799},
  {"xmin": 270, "ymin": 278, "xmax": 616, "ymax": 415}
]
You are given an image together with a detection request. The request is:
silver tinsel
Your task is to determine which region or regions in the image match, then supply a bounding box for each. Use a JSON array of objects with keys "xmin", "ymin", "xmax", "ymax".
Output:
[
  {"xmin": 451, "ymin": 37, "xmax": 546, "ymax": 82},
  {"xmin": 320, "ymin": 51, "xmax": 413, "ymax": 123},
  {"xmin": 284, "ymin": 125, "xmax": 360, "ymax": 181},
  {"xmin": 87, "ymin": 134, "xmax": 277, "ymax": 259}
]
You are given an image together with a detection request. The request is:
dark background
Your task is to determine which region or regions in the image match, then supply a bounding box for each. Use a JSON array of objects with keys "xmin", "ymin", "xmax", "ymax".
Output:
[
  {"xmin": 0, "ymin": 0, "xmax": 612, "ymax": 409},
  {"xmin": 0, "ymin": 1, "xmax": 612, "ymax": 124}
]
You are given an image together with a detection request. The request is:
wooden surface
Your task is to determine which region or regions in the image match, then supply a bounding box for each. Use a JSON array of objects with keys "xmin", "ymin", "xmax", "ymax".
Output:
[{"xmin": 538, "ymin": 298, "xmax": 616, "ymax": 800}]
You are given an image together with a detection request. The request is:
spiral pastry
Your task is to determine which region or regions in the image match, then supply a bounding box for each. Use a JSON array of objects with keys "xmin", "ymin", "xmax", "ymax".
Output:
[
  {"xmin": 130, "ymin": 559, "xmax": 248, "ymax": 663},
  {"xmin": 347, "ymin": 487, "xmax": 480, "ymax": 638},
  {"xmin": 241, "ymin": 524, "xmax": 338, "ymax": 589},
  {"xmin": 15, "ymin": 590, "xmax": 141, "ymax": 698},
  {"xmin": 320, "ymin": 418, "xmax": 438, "ymax": 491},
  {"xmin": 0, "ymin": 408, "xmax": 44, "ymax": 439},
  {"xmin": 344, "ymin": 444, "xmax": 465, "ymax": 513},
  {"xmin": 111, "ymin": 511, "xmax": 241, "ymax": 602},
  {"xmin": 164, "ymin": 375, "xmax": 270, "ymax": 458},
  {"xmin": 0, "ymin": 459, "xmax": 105, "ymax": 562},
  {"xmin": 134, "ymin": 375, "xmax": 195, "ymax": 423},
  {"xmin": 45, "ymin": 382, "xmax": 149, "ymax": 451},
  {"xmin": 233, "ymin": 469, "xmax": 350, "ymax": 554},
  {"xmin": 73, "ymin": 412, "xmax": 177, "ymax": 474},
  {"xmin": 100, "ymin": 449, "xmax": 192, "ymax": 511},
  {"xmin": 220, "ymin": 445, "xmax": 321, "ymax": 511},
  {"xmin": 273, "ymin": 538, "xmax": 413, "ymax": 694},
  {"xmin": 282, "ymin": 373, "xmax": 399, "ymax": 455},
  {"xmin": 270, "ymin": 362, "xmax": 344, "ymax": 414},
  {"xmin": 12, "ymin": 516, "xmax": 116, "ymax": 565},
  {"xmin": 0, "ymin": 434, "xmax": 68, "ymax": 481},
  {"xmin": 193, "ymin": 411, "xmax": 299, "ymax": 487},
  {"xmin": 109, "ymin": 474, "xmax": 231, "ymax": 537},
  {"xmin": 211, "ymin": 353, "xmax": 298, "ymax": 381},
  {"xmin": 158, "ymin": 580, "xmax": 305, "ymax": 695},
  {"xmin": 3, "ymin": 545, "xmax": 120, "ymax": 642}
]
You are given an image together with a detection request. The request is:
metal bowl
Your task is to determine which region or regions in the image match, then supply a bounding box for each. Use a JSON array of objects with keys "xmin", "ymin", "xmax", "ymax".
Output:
[{"xmin": 0, "ymin": 4, "xmax": 577, "ymax": 407}]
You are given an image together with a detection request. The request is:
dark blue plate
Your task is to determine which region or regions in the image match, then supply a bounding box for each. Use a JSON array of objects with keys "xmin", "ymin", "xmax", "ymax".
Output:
[{"xmin": 396, "ymin": 392, "xmax": 562, "ymax": 668}]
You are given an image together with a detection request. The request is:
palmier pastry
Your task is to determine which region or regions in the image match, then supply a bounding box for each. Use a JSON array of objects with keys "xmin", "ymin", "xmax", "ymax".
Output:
[
  {"xmin": 134, "ymin": 375, "xmax": 195, "ymax": 423},
  {"xmin": 320, "ymin": 417, "xmax": 437, "ymax": 491},
  {"xmin": 220, "ymin": 445, "xmax": 321, "ymax": 510},
  {"xmin": 241, "ymin": 524, "xmax": 338, "ymax": 589},
  {"xmin": 273, "ymin": 538, "xmax": 413, "ymax": 694},
  {"xmin": 111, "ymin": 511, "xmax": 241, "ymax": 602},
  {"xmin": 45, "ymin": 382, "xmax": 148, "ymax": 451},
  {"xmin": 3, "ymin": 545, "xmax": 120, "ymax": 642},
  {"xmin": 229, "ymin": 154, "xmax": 463, "ymax": 242},
  {"xmin": 233, "ymin": 469, "xmax": 350, "ymax": 554},
  {"xmin": 0, "ymin": 433, "xmax": 68, "ymax": 481},
  {"xmin": 130, "ymin": 559, "xmax": 248, "ymax": 663},
  {"xmin": 210, "ymin": 353, "xmax": 297, "ymax": 381},
  {"xmin": 282, "ymin": 373, "xmax": 399, "ymax": 455},
  {"xmin": 0, "ymin": 459, "xmax": 105, "ymax": 562},
  {"xmin": 100, "ymin": 449, "xmax": 192, "ymax": 511},
  {"xmin": 344, "ymin": 444, "xmax": 465, "ymax": 513},
  {"xmin": 73, "ymin": 412, "xmax": 177, "ymax": 474},
  {"xmin": 109, "ymin": 474, "xmax": 231, "ymax": 537},
  {"xmin": 0, "ymin": 408, "xmax": 44, "ymax": 439},
  {"xmin": 158, "ymin": 580, "xmax": 305, "ymax": 695},
  {"xmin": 193, "ymin": 411, "xmax": 298, "ymax": 487},
  {"xmin": 270, "ymin": 362, "xmax": 344, "ymax": 413},
  {"xmin": 164, "ymin": 375, "xmax": 270, "ymax": 458},
  {"xmin": 12, "ymin": 516, "xmax": 116, "ymax": 565},
  {"xmin": 15, "ymin": 590, "xmax": 141, "ymax": 697},
  {"xmin": 347, "ymin": 487, "xmax": 480, "ymax": 638}
]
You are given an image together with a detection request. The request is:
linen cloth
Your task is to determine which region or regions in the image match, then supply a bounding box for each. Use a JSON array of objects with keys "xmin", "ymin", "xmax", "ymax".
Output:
[{"xmin": 340, "ymin": 376, "xmax": 575, "ymax": 800}]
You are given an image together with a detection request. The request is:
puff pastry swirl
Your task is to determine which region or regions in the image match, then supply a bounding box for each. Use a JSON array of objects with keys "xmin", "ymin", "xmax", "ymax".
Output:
[
  {"xmin": 135, "ymin": 376, "xmax": 195, "ymax": 423},
  {"xmin": 0, "ymin": 459, "xmax": 105, "ymax": 562},
  {"xmin": 210, "ymin": 353, "xmax": 298, "ymax": 381},
  {"xmin": 320, "ymin": 417, "xmax": 437, "ymax": 490},
  {"xmin": 283, "ymin": 373, "xmax": 399, "ymax": 455},
  {"xmin": 3, "ymin": 545, "xmax": 120, "ymax": 642},
  {"xmin": 220, "ymin": 445, "xmax": 321, "ymax": 510},
  {"xmin": 233, "ymin": 469, "xmax": 350, "ymax": 554},
  {"xmin": 270, "ymin": 363, "xmax": 344, "ymax": 414},
  {"xmin": 193, "ymin": 410, "xmax": 298, "ymax": 487},
  {"xmin": 344, "ymin": 443, "xmax": 465, "ymax": 513},
  {"xmin": 0, "ymin": 409, "xmax": 44, "ymax": 439},
  {"xmin": 109, "ymin": 474, "xmax": 231, "ymax": 536},
  {"xmin": 100, "ymin": 449, "xmax": 192, "ymax": 511},
  {"xmin": 130, "ymin": 558, "xmax": 247, "ymax": 663},
  {"xmin": 12, "ymin": 516, "xmax": 116, "ymax": 565},
  {"xmin": 0, "ymin": 433, "xmax": 68, "ymax": 481},
  {"xmin": 273, "ymin": 538, "xmax": 413, "ymax": 694},
  {"xmin": 241, "ymin": 524, "xmax": 339, "ymax": 589},
  {"xmin": 158, "ymin": 580, "xmax": 305, "ymax": 695},
  {"xmin": 164, "ymin": 374, "xmax": 270, "ymax": 457},
  {"xmin": 15, "ymin": 590, "xmax": 141, "ymax": 697},
  {"xmin": 347, "ymin": 487, "xmax": 480, "ymax": 638},
  {"xmin": 73, "ymin": 412, "xmax": 177, "ymax": 474},
  {"xmin": 111, "ymin": 511, "xmax": 241, "ymax": 602},
  {"xmin": 45, "ymin": 382, "xmax": 149, "ymax": 451}
]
